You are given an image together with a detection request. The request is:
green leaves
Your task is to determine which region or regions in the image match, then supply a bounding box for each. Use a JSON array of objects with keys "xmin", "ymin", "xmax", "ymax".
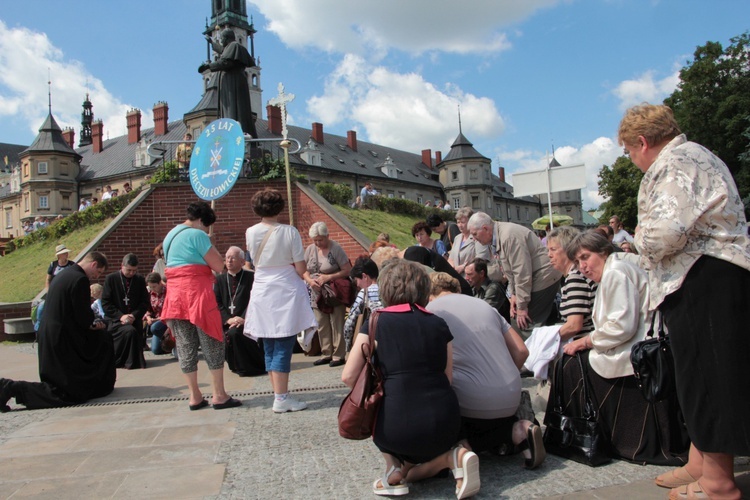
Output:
[
  {"xmin": 665, "ymin": 32, "xmax": 750, "ymax": 200},
  {"xmin": 597, "ymin": 156, "xmax": 643, "ymax": 231}
]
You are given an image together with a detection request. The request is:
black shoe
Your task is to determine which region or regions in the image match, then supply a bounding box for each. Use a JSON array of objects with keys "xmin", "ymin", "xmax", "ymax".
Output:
[
  {"xmin": 329, "ymin": 358, "xmax": 345, "ymax": 367},
  {"xmin": 0, "ymin": 378, "xmax": 14, "ymax": 413},
  {"xmin": 313, "ymin": 357, "xmax": 332, "ymax": 366},
  {"xmin": 189, "ymin": 399, "xmax": 209, "ymax": 411},
  {"xmin": 213, "ymin": 397, "xmax": 243, "ymax": 410}
]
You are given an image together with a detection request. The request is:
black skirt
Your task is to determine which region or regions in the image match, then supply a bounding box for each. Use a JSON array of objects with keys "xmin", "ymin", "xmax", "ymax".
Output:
[
  {"xmin": 660, "ymin": 256, "xmax": 750, "ymax": 455},
  {"xmin": 545, "ymin": 351, "xmax": 689, "ymax": 465}
]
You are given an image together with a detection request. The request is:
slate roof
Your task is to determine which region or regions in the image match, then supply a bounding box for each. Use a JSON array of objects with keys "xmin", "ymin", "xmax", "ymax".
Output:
[
  {"xmin": 273, "ymin": 121, "xmax": 442, "ymax": 189},
  {"xmin": 76, "ymin": 120, "xmax": 188, "ymax": 181},
  {"xmin": 440, "ymin": 132, "xmax": 490, "ymax": 163},
  {"xmin": 0, "ymin": 142, "xmax": 26, "ymax": 169},
  {"xmin": 21, "ymin": 113, "xmax": 80, "ymax": 158}
]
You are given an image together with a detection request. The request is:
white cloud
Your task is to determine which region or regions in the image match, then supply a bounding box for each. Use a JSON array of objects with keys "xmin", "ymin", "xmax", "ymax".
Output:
[
  {"xmin": 499, "ymin": 136, "xmax": 622, "ymax": 210},
  {"xmin": 249, "ymin": 0, "xmax": 559, "ymax": 57},
  {"xmin": 612, "ymin": 68, "xmax": 680, "ymax": 110},
  {"xmin": 0, "ymin": 20, "xmax": 152, "ymax": 143},
  {"xmin": 307, "ymin": 55, "xmax": 505, "ymax": 153}
]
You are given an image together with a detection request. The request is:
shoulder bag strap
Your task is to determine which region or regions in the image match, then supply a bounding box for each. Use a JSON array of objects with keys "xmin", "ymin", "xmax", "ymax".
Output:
[
  {"xmin": 553, "ymin": 352, "xmax": 566, "ymax": 413},
  {"xmin": 254, "ymin": 225, "xmax": 278, "ymax": 265},
  {"xmin": 163, "ymin": 225, "xmax": 192, "ymax": 262},
  {"xmin": 576, "ymin": 352, "xmax": 599, "ymax": 421}
]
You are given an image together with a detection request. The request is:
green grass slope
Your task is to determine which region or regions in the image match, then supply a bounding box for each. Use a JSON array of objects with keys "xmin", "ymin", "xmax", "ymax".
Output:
[{"xmin": 0, "ymin": 220, "xmax": 112, "ymax": 303}]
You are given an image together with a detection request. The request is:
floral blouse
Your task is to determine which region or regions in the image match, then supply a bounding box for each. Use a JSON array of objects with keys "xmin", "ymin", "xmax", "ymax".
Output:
[{"xmin": 635, "ymin": 134, "xmax": 750, "ymax": 310}]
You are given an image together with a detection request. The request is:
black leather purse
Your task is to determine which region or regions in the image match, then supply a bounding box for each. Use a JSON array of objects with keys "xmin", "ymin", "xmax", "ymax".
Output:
[
  {"xmin": 543, "ymin": 352, "xmax": 611, "ymax": 466},
  {"xmin": 630, "ymin": 312, "xmax": 675, "ymax": 403}
]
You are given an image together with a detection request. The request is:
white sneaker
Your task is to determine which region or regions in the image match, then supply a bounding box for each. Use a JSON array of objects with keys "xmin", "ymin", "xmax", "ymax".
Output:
[{"xmin": 273, "ymin": 396, "xmax": 308, "ymax": 413}]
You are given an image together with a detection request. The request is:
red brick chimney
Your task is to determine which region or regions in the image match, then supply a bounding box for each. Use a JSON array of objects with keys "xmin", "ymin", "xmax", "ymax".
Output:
[
  {"xmin": 267, "ymin": 104, "xmax": 282, "ymax": 135},
  {"xmin": 126, "ymin": 108, "xmax": 141, "ymax": 144},
  {"xmin": 421, "ymin": 149, "xmax": 432, "ymax": 168},
  {"xmin": 153, "ymin": 101, "xmax": 168, "ymax": 136},
  {"xmin": 347, "ymin": 130, "xmax": 357, "ymax": 151},
  {"xmin": 92, "ymin": 120, "xmax": 103, "ymax": 153},
  {"xmin": 435, "ymin": 151, "xmax": 442, "ymax": 165},
  {"xmin": 312, "ymin": 122, "xmax": 324, "ymax": 144},
  {"xmin": 61, "ymin": 127, "xmax": 75, "ymax": 149},
  {"xmin": 499, "ymin": 166, "xmax": 506, "ymax": 183}
]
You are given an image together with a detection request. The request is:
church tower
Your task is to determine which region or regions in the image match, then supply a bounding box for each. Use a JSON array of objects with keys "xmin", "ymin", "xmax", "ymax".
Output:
[
  {"xmin": 437, "ymin": 127, "xmax": 494, "ymax": 214},
  {"xmin": 79, "ymin": 93, "xmax": 93, "ymax": 147},
  {"xmin": 18, "ymin": 102, "xmax": 82, "ymax": 223},
  {"xmin": 203, "ymin": 0, "xmax": 262, "ymax": 116}
]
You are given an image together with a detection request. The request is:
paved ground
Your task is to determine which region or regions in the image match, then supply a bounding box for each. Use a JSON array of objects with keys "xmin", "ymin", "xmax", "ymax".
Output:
[{"xmin": 1, "ymin": 342, "xmax": 748, "ymax": 499}]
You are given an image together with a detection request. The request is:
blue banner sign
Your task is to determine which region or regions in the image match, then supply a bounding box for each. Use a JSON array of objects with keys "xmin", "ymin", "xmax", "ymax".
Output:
[{"xmin": 189, "ymin": 118, "xmax": 245, "ymax": 201}]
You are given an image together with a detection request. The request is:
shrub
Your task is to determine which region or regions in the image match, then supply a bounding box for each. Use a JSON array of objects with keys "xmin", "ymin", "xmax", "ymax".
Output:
[
  {"xmin": 365, "ymin": 196, "xmax": 456, "ymax": 221},
  {"xmin": 149, "ymin": 161, "xmax": 181, "ymax": 184},
  {"xmin": 7, "ymin": 189, "xmax": 140, "ymax": 252},
  {"xmin": 316, "ymin": 182, "xmax": 353, "ymax": 205}
]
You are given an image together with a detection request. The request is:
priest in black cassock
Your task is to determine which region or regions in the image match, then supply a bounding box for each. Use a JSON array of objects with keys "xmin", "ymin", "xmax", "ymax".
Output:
[
  {"xmin": 215, "ymin": 246, "xmax": 266, "ymax": 376},
  {"xmin": 102, "ymin": 253, "xmax": 148, "ymax": 369},
  {"xmin": 1, "ymin": 252, "xmax": 116, "ymax": 411}
]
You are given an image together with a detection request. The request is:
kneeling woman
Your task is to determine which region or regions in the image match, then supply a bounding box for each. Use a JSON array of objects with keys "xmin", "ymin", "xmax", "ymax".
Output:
[
  {"xmin": 547, "ymin": 232, "xmax": 689, "ymax": 465},
  {"xmin": 342, "ymin": 260, "xmax": 480, "ymax": 499}
]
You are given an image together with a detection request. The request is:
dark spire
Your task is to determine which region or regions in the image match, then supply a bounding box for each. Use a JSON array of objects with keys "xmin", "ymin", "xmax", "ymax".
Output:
[
  {"xmin": 79, "ymin": 93, "xmax": 93, "ymax": 147},
  {"xmin": 21, "ymin": 112, "xmax": 80, "ymax": 158}
]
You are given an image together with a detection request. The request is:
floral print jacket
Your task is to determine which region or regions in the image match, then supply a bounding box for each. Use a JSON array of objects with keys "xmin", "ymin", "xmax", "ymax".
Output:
[{"xmin": 635, "ymin": 134, "xmax": 750, "ymax": 310}]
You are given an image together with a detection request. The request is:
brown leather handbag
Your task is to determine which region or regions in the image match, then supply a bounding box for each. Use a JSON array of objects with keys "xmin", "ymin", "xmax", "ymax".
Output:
[{"xmin": 338, "ymin": 311, "xmax": 384, "ymax": 440}]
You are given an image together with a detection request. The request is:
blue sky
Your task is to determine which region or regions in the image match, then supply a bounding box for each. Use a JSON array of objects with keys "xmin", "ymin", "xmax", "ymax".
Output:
[{"xmin": 1, "ymin": 0, "xmax": 747, "ymax": 208}]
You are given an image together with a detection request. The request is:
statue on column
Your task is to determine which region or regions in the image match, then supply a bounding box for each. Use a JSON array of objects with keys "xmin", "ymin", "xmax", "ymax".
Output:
[{"xmin": 199, "ymin": 28, "xmax": 257, "ymax": 138}]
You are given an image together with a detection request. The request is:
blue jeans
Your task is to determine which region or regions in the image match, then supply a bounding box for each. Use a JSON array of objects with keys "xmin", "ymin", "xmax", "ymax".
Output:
[
  {"xmin": 262, "ymin": 335, "xmax": 297, "ymax": 373},
  {"xmin": 149, "ymin": 320, "xmax": 169, "ymax": 355}
]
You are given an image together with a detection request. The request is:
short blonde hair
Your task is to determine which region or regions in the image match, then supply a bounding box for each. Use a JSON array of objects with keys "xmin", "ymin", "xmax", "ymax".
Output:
[
  {"xmin": 430, "ymin": 272, "xmax": 460, "ymax": 295},
  {"xmin": 90, "ymin": 283, "xmax": 103, "ymax": 299},
  {"xmin": 378, "ymin": 260, "xmax": 431, "ymax": 307},
  {"xmin": 308, "ymin": 221, "xmax": 329, "ymax": 238},
  {"xmin": 371, "ymin": 246, "xmax": 400, "ymax": 268},
  {"xmin": 455, "ymin": 207, "xmax": 474, "ymax": 222},
  {"xmin": 618, "ymin": 103, "xmax": 681, "ymax": 148}
]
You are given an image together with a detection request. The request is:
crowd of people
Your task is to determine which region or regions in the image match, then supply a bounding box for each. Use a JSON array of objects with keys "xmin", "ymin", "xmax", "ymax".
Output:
[{"xmin": 1, "ymin": 103, "xmax": 749, "ymax": 498}]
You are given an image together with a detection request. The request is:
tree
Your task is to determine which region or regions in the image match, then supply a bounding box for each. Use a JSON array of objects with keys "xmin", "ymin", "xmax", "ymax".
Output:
[
  {"xmin": 664, "ymin": 32, "xmax": 750, "ymax": 199},
  {"xmin": 597, "ymin": 156, "xmax": 643, "ymax": 231}
]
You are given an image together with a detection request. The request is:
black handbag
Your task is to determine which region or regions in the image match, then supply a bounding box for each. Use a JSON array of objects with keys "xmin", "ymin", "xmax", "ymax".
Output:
[
  {"xmin": 543, "ymin": 353, "xmax": 611, "ymax": 466},
  {"xmin": 630, "ymin": 312, "xmax": 675, "ymax": 403}
]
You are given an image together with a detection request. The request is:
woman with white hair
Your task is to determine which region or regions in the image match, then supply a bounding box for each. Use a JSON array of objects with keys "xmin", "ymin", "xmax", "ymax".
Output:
[{"xmin": 303, "ymin": 221, "xmax": 353, "ymax": 367}]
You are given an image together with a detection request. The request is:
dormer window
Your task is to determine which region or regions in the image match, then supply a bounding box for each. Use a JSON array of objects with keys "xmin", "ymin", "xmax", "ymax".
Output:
[
  {"xmin": 337, "ymin": 144, "xmax": 346, "ymax": 151},
  {"xmin": 380, "ymin": 155, "xmax": 397, "ymax": 178},
  {"xmin": 368, "ymin": 150, "xmax": 379, "ymax": 158}
]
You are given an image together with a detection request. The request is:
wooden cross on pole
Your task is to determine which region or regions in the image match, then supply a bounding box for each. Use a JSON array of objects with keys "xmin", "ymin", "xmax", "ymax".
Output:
[{"xmin": 269, "ymin": 82, "xmax": 296, "ymax": 225}]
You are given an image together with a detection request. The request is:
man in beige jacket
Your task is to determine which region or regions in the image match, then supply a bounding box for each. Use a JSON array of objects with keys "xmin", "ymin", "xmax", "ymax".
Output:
[{"xmin": 468, "ymin": 212, "xmax": 561, "ymax": 337}]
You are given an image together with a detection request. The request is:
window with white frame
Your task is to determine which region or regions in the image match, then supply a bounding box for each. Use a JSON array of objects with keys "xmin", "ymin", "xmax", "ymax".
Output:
[
  {"xmin": 417, "ymin": 196, "xmax": 423, "ymax": 204},
  {"xmin": 38, "ymin": 162, "xmax": 48, "ymax": 174},
  {"xmin": 39, "ymin": 195, "xmax": 49, "ymax": 209},
  {"xmin": 5, "ymin": 210, "xmax": 12, "ymax": 228},
  {"xmin": 453, "ymin": 198, "xmax": 460, "ymax": 209},
  {"xmin": 451, "ymin": 171, "xmax": 458, "ymax": 181}
]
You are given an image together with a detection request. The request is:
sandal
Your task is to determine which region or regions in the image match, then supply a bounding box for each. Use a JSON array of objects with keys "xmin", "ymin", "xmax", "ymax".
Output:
[
  {"xmin": 517, "ymin": 423, "xmax": 546, "ymax": 469},
  {"xmin": 452, "ymin": 445, "xmax": 480, "ymax": 499},
  {"xmin": 372, "ymin": 465, "xmax": 408, "ymax": 496},
  {"xmin": 669, "ymin": 481, "xmax": 709, "ymax": 499},
  {"xmin": 655, "ymin": 466, "xmax": 698, "ymax": 489}
]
